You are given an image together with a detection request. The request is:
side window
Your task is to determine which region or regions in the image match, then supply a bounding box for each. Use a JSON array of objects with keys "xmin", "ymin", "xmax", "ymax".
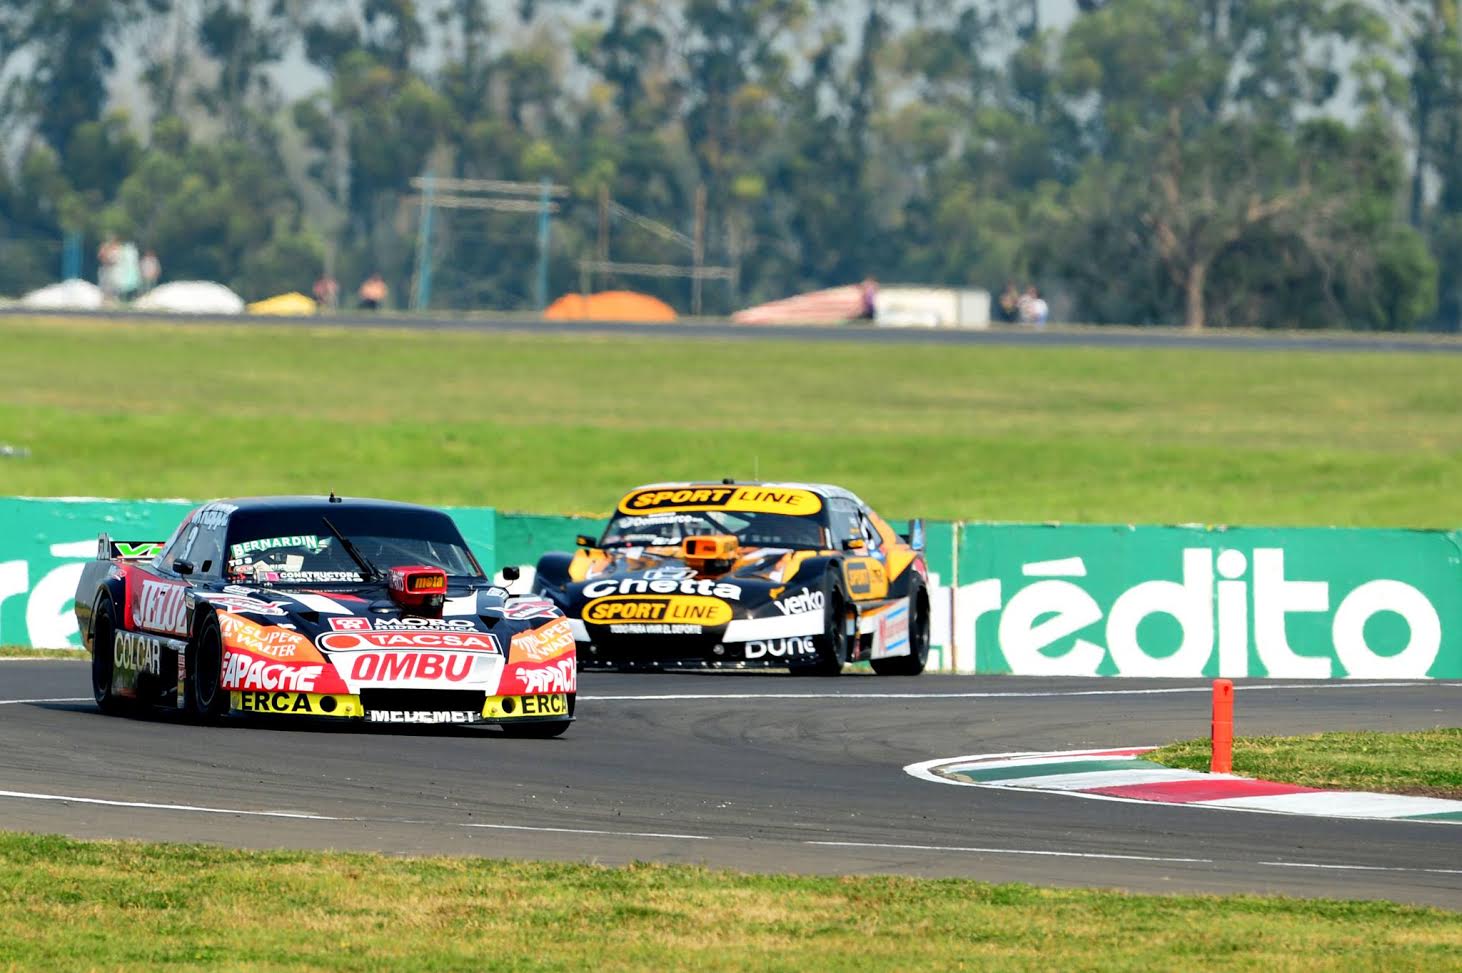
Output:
[
  {"xmin": 157, "ymin": 518, "xmax": 197, "ymax": 573},
  {"xmin": 189, "ymin": 523, "xmax": 227, "ymax": 577},
  {"xmin": 857, "ymin": 511, "xmax": 883, "ymax": 554},
  {"xmin": 827, "ymin": 500, "xmax": 861, "ymax": 548}
]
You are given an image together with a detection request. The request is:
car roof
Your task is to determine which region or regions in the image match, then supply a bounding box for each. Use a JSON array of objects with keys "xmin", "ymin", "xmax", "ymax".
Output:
[
  {"xmin": 207, "ymin": 496, "xmax": 444, "ymax": 516},
  {"xmin": 621, "ymin": 481, "xmax": 866, "ymax": 507}
]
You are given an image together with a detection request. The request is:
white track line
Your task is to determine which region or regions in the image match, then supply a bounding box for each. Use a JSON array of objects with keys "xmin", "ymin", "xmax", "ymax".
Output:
[
  {"xmin": 808, "ymin": 841, "xmax": 1462, "ymax": 876},
  {"xmin": 0, "ymin": 789, "xmax": 338, "ymax": 820},
  {"xmin": 1, "ymin": 788, "xmax": 1454, "ymax": 877},
  {"xmin": 805, "ymin": 840, "xmax": 1213, "ymax": 865},
  {"xmin": 463, "ymin": 823, "xmax": 710, "ymax": 840},
  {"xmin": 0, "ymin": 787, "xmax": 710, "ymax": 842},
  {"xmin": 583, "ymin": 682, "xmax": 1439, "ymax": 701},
  {"xmin": 0, "ymin": 697, "xmax": 92, "ymax": 705}
]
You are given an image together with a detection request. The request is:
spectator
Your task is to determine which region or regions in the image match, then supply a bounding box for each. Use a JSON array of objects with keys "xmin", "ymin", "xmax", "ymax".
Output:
[
  {"xmin": 858, "ymin": 276, "xmax": 879, "ymax": 320},
  {"xmin": 998, "ymin": 281, "xmax": 1021, "ymax": 323},
  {"xmin": 97, "ymin": 234, "xmax": 120, "ymax": 302},
  {"xmin": 114, "ymin": 241, "xmax": 142, "ymax": 302},
  {"xmin": 313, "ymin": 273, "xmax": 340, "ymax": 312},
  {"xmin": 1018, "ymin": 285, "xmax": 1049, "ymax": 327},
  {"xmin": 358, "ymin": 273, "xmax": 388, "ymax": 310},
  {"xmin": 140, "ymin": 249, "xmax": 161, "ymax": 293}
]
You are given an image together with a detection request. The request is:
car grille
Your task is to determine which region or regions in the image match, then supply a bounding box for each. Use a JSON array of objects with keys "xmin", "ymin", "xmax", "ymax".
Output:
[{"xmin": 358, "ymin": 689, "xmax": 487, "ymax": 713}]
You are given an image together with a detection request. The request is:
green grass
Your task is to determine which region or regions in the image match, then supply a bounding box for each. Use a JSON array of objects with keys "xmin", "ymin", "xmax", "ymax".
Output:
[
  {"xmin": 0, "ymin": 833, "xmax": 1458, "ymax": 971},
  {"xmin": 0, "ymin": 316, "xmax": 1459, "ymax": 525},
  {"xmin": 0, "ymin": 646, "xmax": 83, "ymax": 659},
  {"xmin": 1148, "ymin": 729, "xmax": 1462, "ymax": 799}
]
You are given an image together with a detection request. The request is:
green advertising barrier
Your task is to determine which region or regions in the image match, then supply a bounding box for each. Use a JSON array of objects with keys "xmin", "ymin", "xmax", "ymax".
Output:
[
  {"xmin": 7, "ymin": 498, "xmax": 1456, "ymax": 678},
  {"xmin": 952, "ymin": 524, "xmax": 1462, "ymax": 678}
]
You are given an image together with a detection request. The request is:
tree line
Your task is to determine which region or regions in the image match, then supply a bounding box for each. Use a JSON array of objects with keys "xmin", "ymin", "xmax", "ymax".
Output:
[{"xmin": 1, "ymin": 0, "xmax": 1458, "ymax": 329}]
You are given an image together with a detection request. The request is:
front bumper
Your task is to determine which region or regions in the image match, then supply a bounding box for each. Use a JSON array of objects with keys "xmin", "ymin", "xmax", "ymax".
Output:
[{"xmin": 230, "ymin": 690, "xmax": 572, "ymax": 724}]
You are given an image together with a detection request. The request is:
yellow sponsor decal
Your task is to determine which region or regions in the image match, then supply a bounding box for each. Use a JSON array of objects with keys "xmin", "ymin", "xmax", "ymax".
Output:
[
  {"xmin": 232, "ymin": 691, "xmax": 363, "ymax": 717},
  {"xmin": 482, "ymin": 694, "xmax": 569, "ymax": 719},
  {"xmin": 582, "ymin": 594, "xmax": 733, "ymax": 627},
  {"xmin": 618, "ymin": 486, "xmax": 823, "ymax": 516},
  {"xmin": 843, "ymin": 557, "xmax": 889, "ymax": 600}
]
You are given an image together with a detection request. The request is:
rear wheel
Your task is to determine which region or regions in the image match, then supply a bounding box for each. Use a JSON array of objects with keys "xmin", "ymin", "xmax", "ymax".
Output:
[
  {"xmin": 870, "ymin": 582, "xmax": 930, "ymax": 676},
  {"xmin": 90, "ymin": 595, "xmax": 126, "ymax": 716},
  {"xmin": 185, "ymin": 612, "xmax": 229, "ymax": 721},
  {"xmin": 806, "ymin": 574, "xmax": 850, "ymax": 677}
]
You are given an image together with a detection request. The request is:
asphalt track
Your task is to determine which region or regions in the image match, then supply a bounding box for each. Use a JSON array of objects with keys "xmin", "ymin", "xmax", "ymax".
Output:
[
  {"xmin": 5, "ymin": 307, "xmax": 1461, "ymax": 353},
  {"xmin": 2, "ymin": 660, "xmax": 1459, "ymax": 908}
]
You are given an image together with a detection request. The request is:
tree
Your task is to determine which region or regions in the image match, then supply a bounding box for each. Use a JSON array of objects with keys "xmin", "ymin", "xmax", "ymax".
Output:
[{"xmin": 1055, "ymin": 0, "xmax": 1415, "ymax": 329}]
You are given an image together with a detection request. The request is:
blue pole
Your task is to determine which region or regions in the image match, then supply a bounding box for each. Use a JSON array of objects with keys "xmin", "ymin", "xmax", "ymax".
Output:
[
  {"xmin": 414, "ymin": 173, "xmax": 436, "ymax": 311},
  {"xmin": 535, "ymin": 177, "xmax": 552, "ymax": 311},
  {"xmin": 61, "ymin": 231, "xmax": 82, "ymax": 281}
]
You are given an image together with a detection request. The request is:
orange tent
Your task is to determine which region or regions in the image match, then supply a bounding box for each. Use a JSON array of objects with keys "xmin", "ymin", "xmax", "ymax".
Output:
[{"xmin": 544, "ymin": 290, "xmax": 677, "ymax": 323}]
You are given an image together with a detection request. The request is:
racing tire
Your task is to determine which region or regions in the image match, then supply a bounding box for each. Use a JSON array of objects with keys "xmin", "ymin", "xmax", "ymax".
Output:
[
  {"xmin": 805, "ymin": 573, "xmax": 850, "ymax": 677},
  {"xmin": 870, "ymin": 581, "xmax": 931, "ymax": 676},
  {"xmin": 185, "ymin": 611, "xmax": 229, "ymax": 722},
  {"xmin": 90, "ymin": 595, "xmax": 127, "ymax": 716},
  {"xmin": 500, "ymin": 720, "xmax": 571, "ymax": 738}
]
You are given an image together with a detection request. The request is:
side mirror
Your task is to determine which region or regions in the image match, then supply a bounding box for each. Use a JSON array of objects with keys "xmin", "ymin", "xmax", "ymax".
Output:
[
  {"xmin": 842, "ymin": 538, "xmax": 867, "ymax": 552},
  {"xmin": 501, "ymin": 565, "xmax": 521, "ymax": 582},
  {"xmin": 575, "ymin": 534, "xmax": 597, "ymax": 548},
  {"xmin": 173, "ymin": 559, "xmax": 195, "ymax": 576},
  {"xmin": 901, "ymin": 519, "xmax": 926, "ymax": 552}
]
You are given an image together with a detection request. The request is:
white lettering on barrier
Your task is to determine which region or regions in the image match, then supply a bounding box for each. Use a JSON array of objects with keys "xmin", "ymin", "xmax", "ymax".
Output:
[
  {"xmin": 1332, "ymin": 580, "xmax": 1441, "ymax": 678},
  {"xmin": 952, "ymin": 548, "xmax": 1444, "ymax": 678},
  {"xmin": 1105, "ymin": 549, "xmax": 1213, "ymax": 678},
  {"xmin": 996, "ymin": 580, "xmax": 1103, "ymax": 676}
]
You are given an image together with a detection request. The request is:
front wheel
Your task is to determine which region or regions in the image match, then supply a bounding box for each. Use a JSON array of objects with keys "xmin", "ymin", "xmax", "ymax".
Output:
[
  {"xmin": 90, "ymin": 595, "xmax": 126, "ymax": 716},
  {"xmin": 805, "ymin": 575, "xmax": 850, "ymax": 677},
  {"xmin": 185, "ymin": 612, "xmax": 229, "ymax": 721},
  {"xmin": 870, "ymin": 584, "xmax": 931, "ymax": 676}
]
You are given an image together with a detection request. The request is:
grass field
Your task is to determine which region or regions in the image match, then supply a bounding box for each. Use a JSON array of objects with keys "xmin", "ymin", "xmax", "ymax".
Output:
[
  {"xmin": 1, "ymin": 833, "xmax": 1458, "ymax": 972},
  {"xmin": 1, "ymin": 316, "xmax": 1459, "ymax": 525},
  {"xmin": 1148, "ymin": 729, "xmax": 1462, "ymax": 800}
]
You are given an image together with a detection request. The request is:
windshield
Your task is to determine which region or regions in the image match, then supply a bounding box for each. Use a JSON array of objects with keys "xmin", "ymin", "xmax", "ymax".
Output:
[
  {"xmin": 225, "ymin": 509, "xmax": 482, "ymax": 585},
  {"xmin": 600, "ymin": 511, "xmax": 826, "ymax": 551}
]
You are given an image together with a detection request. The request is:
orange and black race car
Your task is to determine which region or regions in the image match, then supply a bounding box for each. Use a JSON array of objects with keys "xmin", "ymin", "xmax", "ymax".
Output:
[{"xmin": 532, "ymin": 481, "xmax": 929, "ymax": 675}]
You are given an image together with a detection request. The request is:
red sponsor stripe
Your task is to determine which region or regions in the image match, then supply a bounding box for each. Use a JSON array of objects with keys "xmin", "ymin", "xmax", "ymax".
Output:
[{"xmin": 1084, "ymin": 778, "xmax": 1320, "ymax": 804}]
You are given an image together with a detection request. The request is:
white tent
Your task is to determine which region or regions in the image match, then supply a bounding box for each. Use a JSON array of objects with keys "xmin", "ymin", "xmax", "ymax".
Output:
[
  {"xmin": 20, "ymin": 279, "xmax": 104, "ymax": 311},
  {"xmin": 133, "ymin": 281, "xmax": 245, "ymax": 315}
]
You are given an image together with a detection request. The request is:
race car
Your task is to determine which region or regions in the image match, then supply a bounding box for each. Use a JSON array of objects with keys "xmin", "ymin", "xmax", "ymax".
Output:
[
  {"xmin": 74, "ymin": 496, "xmax": 575, "ymax": 735},
  {"xmin": 532, "ymin": 481, "xmax": 930, "ymax": 675}
]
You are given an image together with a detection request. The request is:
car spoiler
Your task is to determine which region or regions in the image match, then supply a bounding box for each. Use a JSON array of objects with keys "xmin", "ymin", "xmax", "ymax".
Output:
[
  {"xmin": 96, "ymin": 533, "xmax": 166, "ymax": 561},
  {"xmin": 902, "ymin": 519, "xmax": 925, "ymax": 552}
]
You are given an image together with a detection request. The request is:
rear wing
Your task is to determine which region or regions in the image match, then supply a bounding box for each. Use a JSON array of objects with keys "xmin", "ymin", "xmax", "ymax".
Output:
[{"xmin": 96, "ymin": 533, "xmax": 165, "ymax": 561}]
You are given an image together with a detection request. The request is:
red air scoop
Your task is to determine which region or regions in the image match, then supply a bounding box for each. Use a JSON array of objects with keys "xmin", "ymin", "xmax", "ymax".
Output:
[{"xmin": 388, "ymin": 565, "xmax": 448, "ymax": 617}]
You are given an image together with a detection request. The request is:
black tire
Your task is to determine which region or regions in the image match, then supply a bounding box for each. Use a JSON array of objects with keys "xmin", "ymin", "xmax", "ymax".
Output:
[
  {"xmin": 90, "ymin": 595, "xmax": 127, "ymax": 716},
  {"xmin": 805, "ymin": 573, "xmax": 850, "ymax": 676},
  {"xmin": 870, "ymin": 581, "xmax": 931, "ymax": 676},
  {"xmin": 185, "ymin": 611, "xmax": 229, "ymax": 721},
  {"xmin": 500, "ymin": 720, "xmax": 570, "ymax": 738}
]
